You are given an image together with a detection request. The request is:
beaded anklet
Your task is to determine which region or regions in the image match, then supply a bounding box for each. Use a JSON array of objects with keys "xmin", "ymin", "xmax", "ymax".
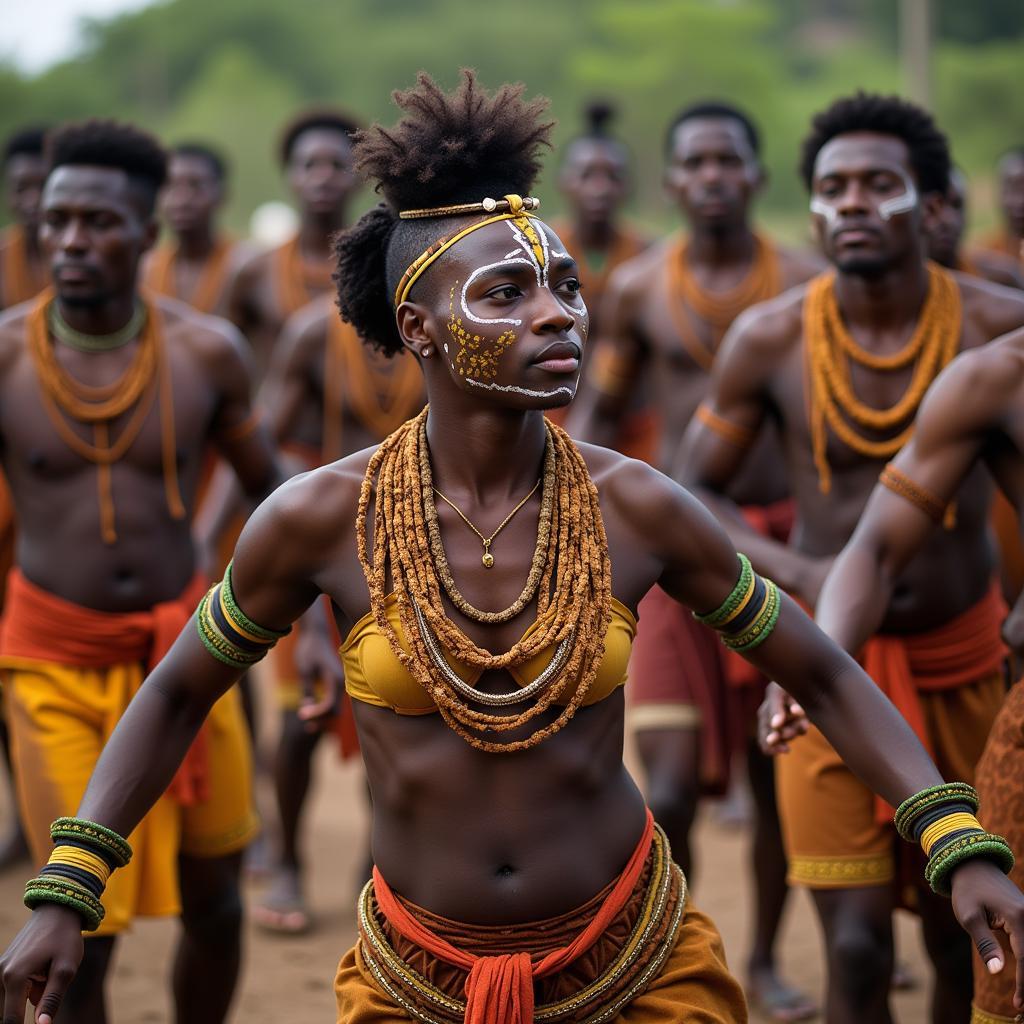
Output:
[
  {"xmin": 694, "ymin": 553, "xmax": 781, "ymax": 652},
  {"xmin": 23, "ymin": 817, "xmax": 134, "ymax": 931},
  {"xmin": 196, "ymin": 561, "xmax": 291, "ymax": 669},
  {"xmin": 894, "ymin": 783, "xmax": 1014, "ymax": 896}
]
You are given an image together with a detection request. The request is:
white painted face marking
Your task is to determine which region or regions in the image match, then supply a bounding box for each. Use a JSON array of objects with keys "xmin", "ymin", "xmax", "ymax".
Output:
[
  {"xmin": 465, "ymin": 377, "xmax": 576, "ymax": 401},
  {"xmin": 460, "ymin": 258, "xmax": 532, "ymax": 327},
  {"xmin": 810, "ymin": 166, "xmax": 919, "ymax": 224}
]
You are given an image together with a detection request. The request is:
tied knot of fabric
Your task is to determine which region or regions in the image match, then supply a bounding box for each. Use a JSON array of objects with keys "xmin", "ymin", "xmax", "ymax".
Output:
[{"xmin": 465, "ymin": 952, "xmax": 534, "ymax": 1024}]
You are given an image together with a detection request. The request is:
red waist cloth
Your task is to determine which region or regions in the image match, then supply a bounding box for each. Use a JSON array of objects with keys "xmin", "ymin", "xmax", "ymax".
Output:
[
  {"xmin": 0, "ymin": 568, "xmax": 211, "ymax": 804},
  {"xmin": 371, "ymin": 809, "xmax": 655, "ymax": 1024},
  {"xmin": 858, "ymin": 583, "xmax": 1007, "ymax": 823}
]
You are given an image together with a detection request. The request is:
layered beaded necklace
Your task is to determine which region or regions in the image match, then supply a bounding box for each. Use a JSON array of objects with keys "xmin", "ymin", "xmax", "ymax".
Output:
[{"xmin": 356, "ymin": 407, "xmax": 612, "ymax": 752}]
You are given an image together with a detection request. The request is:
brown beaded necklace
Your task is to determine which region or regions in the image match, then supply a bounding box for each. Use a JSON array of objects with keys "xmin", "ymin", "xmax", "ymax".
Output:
[
  {"xmin": 275, "ymin": 235, "xmax": 334, "ymax": 317},
  {"xmin": 144, "ymin": 236, "xmax": 234, "ymax": 314},
  {"xmin": 356, "ymin": 407, "xmax": 612, "ymax": 752}
]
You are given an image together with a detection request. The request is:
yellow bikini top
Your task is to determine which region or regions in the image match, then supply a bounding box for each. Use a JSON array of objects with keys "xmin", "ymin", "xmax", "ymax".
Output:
[{"xmin": 341, "ymin": 592, "xmax": 637, "ymax": 715}]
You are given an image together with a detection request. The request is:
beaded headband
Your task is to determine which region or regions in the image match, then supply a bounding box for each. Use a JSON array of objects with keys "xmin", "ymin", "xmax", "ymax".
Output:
[{"xmin": 393, "ymin": 193, "xmax": 542, "ymax": 308}]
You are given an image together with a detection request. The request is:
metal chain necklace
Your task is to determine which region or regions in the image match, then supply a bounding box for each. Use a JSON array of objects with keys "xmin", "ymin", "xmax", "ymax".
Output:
[
  {"xmin": 48, "ymin": 300, "xmax": 147, "ymax": 352},
  {"xmin": 432, "ymin": 477, "xmax": 541, "ymax": 569}
]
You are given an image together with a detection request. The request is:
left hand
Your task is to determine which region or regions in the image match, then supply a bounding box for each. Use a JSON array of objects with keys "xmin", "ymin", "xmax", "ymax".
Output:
[
  {"xmin": 950, "ymin": 857, "xmax": 1024, "ymax": 1010},
  {"xmin": 293, "ymin": 627, "xmax": 344, "ymax": 734}
]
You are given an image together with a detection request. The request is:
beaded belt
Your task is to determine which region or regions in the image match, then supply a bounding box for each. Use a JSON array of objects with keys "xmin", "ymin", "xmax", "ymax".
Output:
[{"xmin": 356, "ymin": 825, "xmax": 685, "ymax": 1024}]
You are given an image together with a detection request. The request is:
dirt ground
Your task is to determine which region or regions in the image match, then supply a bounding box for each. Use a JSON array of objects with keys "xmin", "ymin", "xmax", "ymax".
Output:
[{"xmin": 0, "ymin": 694, "xmax": 936, "ymax": 1023}]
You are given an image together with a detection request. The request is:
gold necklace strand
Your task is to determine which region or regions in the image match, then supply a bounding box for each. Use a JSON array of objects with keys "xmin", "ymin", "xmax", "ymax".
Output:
[
  {"xmin": 412, "ymin": 601, "xmax": 575, "ymax": 707},
  {"xmin": 422, "ymin": 419, "xmax": 555, "ymax": 623},
  {"xmin": 48, "ymin": 301, "xmax": 148, "ymax": 353},
  {"xmin": 432, "ymin": 473, "xmax": 540, "ymax": 569},
  {"xmin": 355, "ymin": 406, "xmax": 612, "ymax": 752}
]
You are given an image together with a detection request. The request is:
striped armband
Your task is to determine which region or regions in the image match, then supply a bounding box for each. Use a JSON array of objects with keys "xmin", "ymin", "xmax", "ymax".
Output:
[
  {"xmin": 894, "ymin": 783, "xmax": 1015, "ymax": 896},
  {"xmin": 24, "ymin": 817, "xmax": 134, "ymax": 932},
  {"xmin": 694, "ymin": 553, "xmax": 781, "ymax": 652},
  {"xmin": 196, "ymin": 560, "xmax": 291, "ymax": 669}
]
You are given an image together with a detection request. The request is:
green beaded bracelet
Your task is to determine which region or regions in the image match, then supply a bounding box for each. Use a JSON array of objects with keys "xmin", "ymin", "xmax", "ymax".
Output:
[
  {"xmin": 894, "ymin": 782, "xmax": 979, "ymax": 842},
  {"xmin": 50, "ymin": 816, "xmax": 132, "ymax": 868},
  {"xmin": 24, "ymin": 876, "xmax": 105, "ymax": 932},
  {"xmin": 924, "ymin": 831, "xmax": 1015, "ymax": 896},
  {"xmin": 694, "ymin": 554, "xmax": 754, "ymax": 628}
]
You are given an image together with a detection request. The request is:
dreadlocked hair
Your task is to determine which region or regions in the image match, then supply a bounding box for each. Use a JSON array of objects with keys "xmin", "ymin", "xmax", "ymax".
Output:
[
  {"xmin": 800, "ymin": 92, "xmax": 950, "ymax": 195},
  {"xmin": 333, "ymin": 69, "xmax": 554, "ymax": 357},
  {"xmin": 46, "ymin": 119, "xmax": 167, "ymax": 216}
]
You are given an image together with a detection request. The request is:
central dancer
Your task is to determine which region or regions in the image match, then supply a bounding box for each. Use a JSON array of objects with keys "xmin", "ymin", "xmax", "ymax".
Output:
[{"xmin": 3, "ymin": 74, "xmax": 1023, "ymax": 1024}]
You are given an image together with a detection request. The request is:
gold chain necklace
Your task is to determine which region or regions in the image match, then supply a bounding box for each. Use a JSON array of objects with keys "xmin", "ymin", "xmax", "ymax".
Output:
[{"xmin": 433, "ymin": 477, "xmax": 540, "ymax": 569}]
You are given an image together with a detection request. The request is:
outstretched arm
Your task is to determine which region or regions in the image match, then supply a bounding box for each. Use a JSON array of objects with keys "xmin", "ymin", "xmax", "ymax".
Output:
[
  {"xmin": 816, "ymin": 344, "xmax": 1006, "ymax": 655},
  {"xmin": 618, "ymin": 457, "xmax": 1024, "ymax": 997},
  {"xmin": 0, "ymin": 475, "xmax": 337, "ymax": 1023}
]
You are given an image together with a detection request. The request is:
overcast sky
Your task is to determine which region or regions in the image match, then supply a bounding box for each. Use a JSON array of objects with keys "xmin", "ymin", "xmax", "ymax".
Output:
[{"xmin": 2, "ymin": 0, "xmax": 155, "ymax": 74}]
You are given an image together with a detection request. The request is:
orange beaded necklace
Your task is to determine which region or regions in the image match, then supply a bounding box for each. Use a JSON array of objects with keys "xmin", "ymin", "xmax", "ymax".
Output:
[
  {"xmin": 805, "ymin": 262, "xmax": 961, "ymax": 493},
  {"xmin": 664, "ymin": 233, "xmax": 781, "ymax": 370},
  {"xmin": 274, "ymin": 235, "xmax": 334, "ymax": 317},
  {"xmin": 144, "ymin": 236, "xmax": 234, "ymax": 314},
  {"xmin": 26, "ymin": 290, "xmax": 186, "ymax": 544},
  {"xmin": 1, "ymin": 225, "xmax": 48, "ymax": 308}
]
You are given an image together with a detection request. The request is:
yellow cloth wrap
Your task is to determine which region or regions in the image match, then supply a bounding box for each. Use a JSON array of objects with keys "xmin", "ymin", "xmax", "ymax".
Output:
[
  {"xmin": 2, "ymin": 658, "xmax": 259, "ymax": 935},
  {"xmin": 394, "ymin": 195, "xmax": 542, "ymax": 307},
  {"xmin": 48, "ymin": 846, "xmax": 113, "ymax": 888},
  {"xmin": 921, "ymin": 812, "xmax": 984, "ymax": 857}
]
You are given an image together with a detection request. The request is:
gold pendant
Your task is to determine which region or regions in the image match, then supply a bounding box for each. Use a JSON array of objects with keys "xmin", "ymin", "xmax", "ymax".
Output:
[{"xmin": 482, "ymin": 542, "xmax": 494, "ymax": 569}]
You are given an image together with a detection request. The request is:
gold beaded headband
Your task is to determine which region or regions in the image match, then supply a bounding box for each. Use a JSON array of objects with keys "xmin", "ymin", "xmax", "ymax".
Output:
[{"xmin": 393, "ymin": 193, "xmax": 543, "ymax": 308}]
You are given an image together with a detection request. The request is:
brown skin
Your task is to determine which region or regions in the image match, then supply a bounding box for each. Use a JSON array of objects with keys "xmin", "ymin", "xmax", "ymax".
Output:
[
  {"xmin": 558, "ymin": 136, "xmax": 631, "ymax": 250},
  {"xmin": 0, "ymin": 152, "xmax": 48, "ymax": 309},
  {"xmin": 679, "ymin": 131, "xmax": 1024, "ymax": 1024},
  {"xmin": 226, "ymin": 128, "xmax": 356, "ymax": 375},
  {"xmin": 566, "ymin": 116, "xmax": 820, "ymax": 496},
  {"xmin": 2, "ymin": 216, "xmax": 1023, "ymax": 1024},
  {"xmin": 143, "ymin": 152, "xmax": 254, "ymax": 319},
  {"xmin": 0, "ymin": 162, "xmax": 281, "ymax": 1024},
  {"xmin": 928, "ymin": 170, "xmax": 1024, "ymax": 288},
  {"xmin": 997, "ymin": 153, "xmax": 1024, "ymax": 248}
]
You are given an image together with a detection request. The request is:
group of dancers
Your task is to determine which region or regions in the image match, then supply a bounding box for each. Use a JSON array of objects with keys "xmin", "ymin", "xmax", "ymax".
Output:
[{"xmin": 0, "ymin": 70, "xmax": 1022, "ymax": 1024}]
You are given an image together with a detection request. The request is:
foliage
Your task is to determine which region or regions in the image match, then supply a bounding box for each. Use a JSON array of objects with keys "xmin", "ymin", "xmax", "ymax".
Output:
[{"xmin": 1, "ymin": 0, "xmax": 1022, "ymax": 240}]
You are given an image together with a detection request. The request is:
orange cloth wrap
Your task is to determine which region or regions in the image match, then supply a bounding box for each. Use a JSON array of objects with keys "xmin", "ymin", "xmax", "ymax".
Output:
[
  {"xmin": 860, "ymin": 583, "xmax": 1007, "ymax": 824},
  {"xmin": 0, "ymin": 568, "xmax": 210, "ymax": 804},
  {"xmin": 370, "ymin": 810, "xmax": 655, "ymax": 1024}
]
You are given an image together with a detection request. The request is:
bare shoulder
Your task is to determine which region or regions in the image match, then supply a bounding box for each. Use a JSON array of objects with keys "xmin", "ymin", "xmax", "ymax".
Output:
[
  {"xmin": 156, "ymin": 295, "xmax": 254, "ymax": 378},
  {"xmin": 604, "ymin": 237, "xmax": 672, "ymax": 300},
  {"xmin": 720, "ymin": 281, "xmax": 808, "ymax": 366},
  {"xmin": 576, "ymin": 440, "xmax": 711, "ymax": 548},
  {"xmin": 0, "ymin": 303, "xmax": 33, "ymax": 374},
  {"xmin": 955, "ymin": 271, "xmax": 1024, "ymax": 343},
  {"xmin": 936, "ymin": 328, "xmax": 1024, "ymax": 412},
  {"xmin": 242, "ymin": 444, "xmax": 375, "ymax": 574},
  {"xmin": 775, "ymin": 243, "xmax": 826, "ymax": 287},
  {"xmin": 281, "ymin": 295, "xmax": 333, "ymax": 359},
  {"xmin": 970, "ymin": 249, "xmax": 1024, "ymax": 290}
]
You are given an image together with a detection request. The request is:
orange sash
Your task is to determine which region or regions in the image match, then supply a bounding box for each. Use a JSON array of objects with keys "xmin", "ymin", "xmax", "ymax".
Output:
[
  {"xmin": 0, "ymin": 569, "xmax": 211, "ymax": 804},
  {"xmin": 371, "ymin": 809, "xmax": 655, "ymax": 1024}
]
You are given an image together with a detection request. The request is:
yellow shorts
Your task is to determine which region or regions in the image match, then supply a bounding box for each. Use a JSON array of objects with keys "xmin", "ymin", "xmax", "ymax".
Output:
[{"xmin": 2, "ymin": 657, "xmax": 259, "ymax": 936}]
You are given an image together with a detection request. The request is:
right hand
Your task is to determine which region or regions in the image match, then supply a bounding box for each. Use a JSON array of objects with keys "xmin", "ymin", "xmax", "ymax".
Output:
[
  {"xmin": 758, "ymin": 681, "xmax": 809, "ymax": 755},
  {"xmin": 0, "ymin": 904, "xmax": 84, "ymax": 1024}
]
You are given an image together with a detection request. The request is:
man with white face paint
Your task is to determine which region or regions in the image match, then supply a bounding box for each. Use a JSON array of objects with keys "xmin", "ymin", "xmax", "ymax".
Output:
[{"xmin": 678, "ymin": 93, "xmax": 1024, "ymax": 1024}]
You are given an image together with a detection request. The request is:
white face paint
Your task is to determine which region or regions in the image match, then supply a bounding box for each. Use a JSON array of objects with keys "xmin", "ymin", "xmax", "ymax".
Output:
[
  {"xmin": 809, "ymin": 165, "xmax": 919, "ymax": 224},
  {"xmin": 465, "ymin": 377, "xmax": 576, "ymax": 401}
]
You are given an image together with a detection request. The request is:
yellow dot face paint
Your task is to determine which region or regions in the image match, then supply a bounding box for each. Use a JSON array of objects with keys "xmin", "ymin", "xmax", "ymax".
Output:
[{"xmin": 448, "ymin": 284, "xmax": 517, "ymax": 381}]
